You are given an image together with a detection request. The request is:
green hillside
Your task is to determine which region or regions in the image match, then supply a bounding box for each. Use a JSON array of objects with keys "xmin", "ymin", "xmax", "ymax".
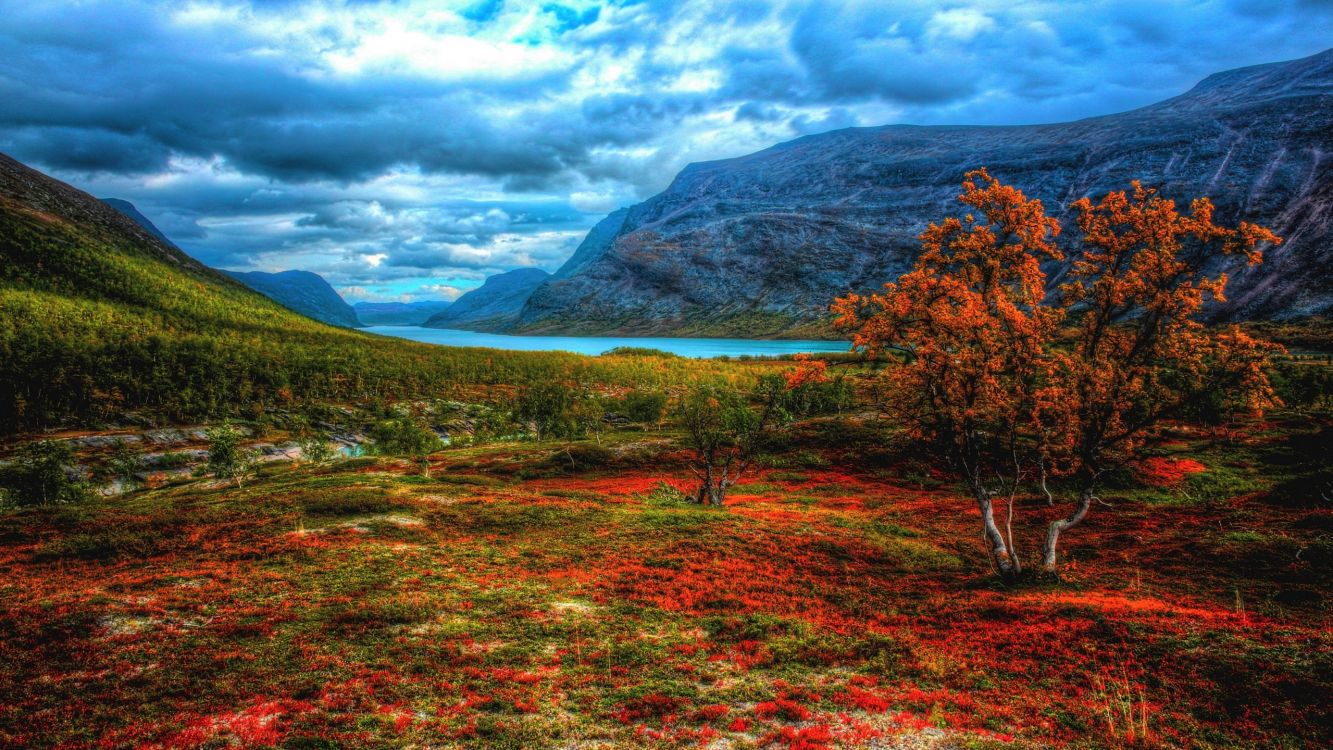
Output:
[{"xmin": 0, "ymin": 154, "xmax": 724, "ymax": 434}]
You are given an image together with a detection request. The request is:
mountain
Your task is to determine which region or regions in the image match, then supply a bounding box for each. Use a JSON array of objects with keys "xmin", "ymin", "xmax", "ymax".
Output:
[
  {"xmin": 100, "ymin": 198, "xmax": 177, "ymax": 248},
  {"xmin": 0, "ymin": 152, "xmax": 612, "ymax": 433},
  {"xmin": 99, "ymin": 197, "xmax": 363, "ymax": 329},
  {"xmin": 225, "ymin": 269, "xmax": 362, "ymax": 328},
  {"xmin": 517, "ymin": 49, "xmax": 1333, "ymax": 337},
  {"xmin": 424, "ymin": 268, "xmax": 551, "ymax": 331},
  {"xmin": 353, "ymin": 300, "xmax": 453, "ymax": 326}
]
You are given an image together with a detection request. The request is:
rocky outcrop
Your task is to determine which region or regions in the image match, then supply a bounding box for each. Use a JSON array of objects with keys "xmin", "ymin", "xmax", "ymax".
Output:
[
  {"xmin": 424, "ymin": 268, "xmax": 551, "ymax": 332},
  {"xmin": 518, "ymin": 49, "xmax": 1333, "ymax": 336}
]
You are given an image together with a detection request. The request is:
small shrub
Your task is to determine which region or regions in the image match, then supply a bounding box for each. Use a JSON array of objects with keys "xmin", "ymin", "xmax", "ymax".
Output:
[
  {"xmin": 106, "ymin": 439, "xmax": 143, "ymax": 490},
  {"xmin": 545, "ymin": 443, "xmax": 615, "ymax": 472},
  {"xmin": 35, "ymin": 527, "xmax": 160, "ymax": 561},
  {"xmin": 297, "ymin": 431, "xmax": 337, "ymax": 465},
  {"xmin": 153, "ymin": 451, "xmax": 194, "ymax": 469},
  {"xmin": 0, "ymin": 440, "xmax": 90, "ymax": 507},
  {"xmin": 367, "ymin": 417, "xmax": 443, "ymax": 477},
  {"xmin": 619, "ymin": 389, "xmax": 668, "ymax": 427},
  {"xmin": 637, "ymin": 480, "xmax": 690, "ymax": 505},
  {"xmin": 295, "ymin": 488, "xmax": 396, "ymax": 516},
  {"xmin": 207, "ymin": 422, "xmax": 258, "ymax": 488}
]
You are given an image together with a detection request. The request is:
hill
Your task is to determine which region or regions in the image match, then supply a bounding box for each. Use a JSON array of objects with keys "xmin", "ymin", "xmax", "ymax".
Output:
[
  {"xmin": 353, "ymin": 300, "xmax": 453, "ymax": 326},
  {"xmin": 424, "ymin": 268, "xmax": 551, "ymax": 332},
  {"xmin": 225, "ymin": 269, "xmax": 363, "ymax": 329},
  {"xmin": 99, "ymin": 198, "xmax": 178, "ymax": 249},
  {"xmin": 0, "ymin": 153, "xmax": 714, "ymax": 433},
  {"xmin": 100, "ymin": 198, "xmax": 363, "ymax": 328},
  {"xmin": 517, "ymin": 49, "xmax": 1333, "ymax": 336}
]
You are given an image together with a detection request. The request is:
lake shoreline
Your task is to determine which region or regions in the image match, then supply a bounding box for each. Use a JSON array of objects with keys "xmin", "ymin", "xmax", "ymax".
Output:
[{"xmin": 362, "ymin": 325, "xmax": 850, "ymax": 358}]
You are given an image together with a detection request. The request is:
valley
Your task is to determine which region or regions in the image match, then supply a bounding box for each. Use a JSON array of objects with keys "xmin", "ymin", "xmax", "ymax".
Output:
[
  {"xmin": 1, "ymin": 18, "xmax": 1330, "ymax": 750},
  {"xmin": 1, "ymin": 405, "xmax": 1328, "ymax": 748}
]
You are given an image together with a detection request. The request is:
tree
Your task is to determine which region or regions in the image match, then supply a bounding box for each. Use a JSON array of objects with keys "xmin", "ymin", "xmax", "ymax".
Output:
[
  {"xmin": 513, "ymin": 382, "xmax": 578, "ymax": 441},
  {"xmin": 833, "ymin": 169, "xmax": 1062, "ymax": 579},
  {"xmin": 296, "ymin": 426, "xmax": 337, "ymax": 465},
  {"xmin": 783, "ymin": 354, "xmax": 853, "ymax": 417},
  {"xmin": 620, "ymin": 389, "xmax": 668, "ymax": 430},
  {"xmin": 206, "ymin": 422, "xmax": 258, "ymax": 488},
  {"xmin": 107, "ymin": 438, "xmax": 143, "ymax": 491},
  {"xmin": 368, "ymin": 416, "xmax": 443, "ymax": 477},
  {"xmin": 569, "ymin": 395, "xmax": 608, "ymax": 445},
  {"xmin": 678, "ymin": 376, "xmax": 793, "ymax": 507},
  {"xmin": 833, "ymin": 170, "xmax": 1280, "ymax": 579},
  {"xmin": 0, "ymin": 440, "xmax": 89, "ymax": 507},
  {"xmin": 1033, "ymin": 182, "xmax": 1281, "ymax": 572}
]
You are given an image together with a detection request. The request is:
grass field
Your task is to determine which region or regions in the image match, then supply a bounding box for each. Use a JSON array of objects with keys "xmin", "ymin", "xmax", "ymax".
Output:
[{"xmin": 1, "ymin": 415, "xmax": 1328, "ymax": 749}]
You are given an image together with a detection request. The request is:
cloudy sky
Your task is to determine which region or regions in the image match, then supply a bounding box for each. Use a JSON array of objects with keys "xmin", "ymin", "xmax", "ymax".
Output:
[{"xmin": 2, "ymin": 1, "xmax": 1329, "ymax": 302}]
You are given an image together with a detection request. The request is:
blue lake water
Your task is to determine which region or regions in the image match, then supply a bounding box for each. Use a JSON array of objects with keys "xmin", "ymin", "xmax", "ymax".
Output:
[{"xmin": 363, "ymin": 326, "xmax": 850, "ymax": 359}]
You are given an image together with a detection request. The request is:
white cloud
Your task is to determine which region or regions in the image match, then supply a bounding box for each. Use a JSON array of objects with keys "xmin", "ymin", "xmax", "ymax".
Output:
[
  {"xmin": 417, "ymin": 283, "xmax": 464, "ymax": 301},
  {"xmin": 7, "ymin": 0, "xmax": 1330, "ymax": 296},
  {"xmin": 926, "ymin": 8, "xmax": 997, "ymax": 44}
]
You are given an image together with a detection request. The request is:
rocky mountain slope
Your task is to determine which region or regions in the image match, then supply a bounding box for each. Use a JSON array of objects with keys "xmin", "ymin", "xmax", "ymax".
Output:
[
  {"xmin": 100, "ymin": 199, "xmax": 178, "ymax": 249},
  {"xmin": 224, "ymin": 270, "xmax": 363, "ymax": 329},
  {"xmin": 517, "ymin": 49, "xmax": 1333, "ymax": 336},
  {"xmin": 424, "ymin": 268, "xmax": 550, "ymax": 332},
  {"xmin": 353, "ymin": 300, "xmax": 452, "ymax": 326}
]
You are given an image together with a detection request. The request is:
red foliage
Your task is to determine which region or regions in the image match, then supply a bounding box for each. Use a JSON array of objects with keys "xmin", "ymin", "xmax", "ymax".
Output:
[{"xmin": 1137, "ymin": 457, "xmax": 1207, "ymax": 487}]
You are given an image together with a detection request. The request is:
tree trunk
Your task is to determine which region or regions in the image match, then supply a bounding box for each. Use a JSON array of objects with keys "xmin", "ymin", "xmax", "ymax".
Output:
[
  {"xmin": 707, "ymin": 479, "xmax": 725, "ymax": 507},
  {"xmin": 1042, "ymin": 486, "xmax": 1095, "ymax": 573},
  {"xmin": 974, "ymin": 487, "xmax": 1020, "ymax": 579}
]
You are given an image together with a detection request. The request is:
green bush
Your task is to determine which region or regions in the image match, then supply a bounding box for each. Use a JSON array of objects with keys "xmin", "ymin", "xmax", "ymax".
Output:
[
  {"xmin": 295, "ymin": 488, "xmax": 397, "ymax": 516},
  {"xmin": 618, "ymin": 389, "xmax": 668, "ymax": 426},
  {"xmin": 367, "ymin": 417, "xmax": 443, "ymax": 476},
  {"xmin": 297, "ymin": 430, "xmax": 337, "ymax": 465},
  {"xmin": 512, "ymin": 382, "xmax": 579, "ymax": 440},
  {"xmin": 106, "ymin": 439, "xmax": 143, "ymax": 489},
  {"xmin": 206, "ymin": 422, "xmax": 258, "ymax": 488},
  {"xmin": 0, "ymin": 440, "xmax": 90, "ymax": 507}
]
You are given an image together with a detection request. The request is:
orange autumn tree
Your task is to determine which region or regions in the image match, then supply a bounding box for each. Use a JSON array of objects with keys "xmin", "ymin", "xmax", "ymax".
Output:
[
  {"xmin": 1035, "ymin": 182, "xmax": 1282, "ymax": 571},
  {"xmin": 833, "ymin": 169, "xmax": 1062, "ymax": 579},
  {"xmin": 833, "ymin": 171, "xmax": 1281, "ymax": 579}
]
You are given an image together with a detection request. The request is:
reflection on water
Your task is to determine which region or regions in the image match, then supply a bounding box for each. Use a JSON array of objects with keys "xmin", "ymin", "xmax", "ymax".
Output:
[{"xmin": 362, "ymin": 326, "xmax": 849, "ymax": 359}]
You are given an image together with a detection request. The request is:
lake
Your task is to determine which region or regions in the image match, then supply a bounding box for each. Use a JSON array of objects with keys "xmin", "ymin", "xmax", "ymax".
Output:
[{"xmin": 363, "ymin": 326, "xmax": 850, "ymax": 358}]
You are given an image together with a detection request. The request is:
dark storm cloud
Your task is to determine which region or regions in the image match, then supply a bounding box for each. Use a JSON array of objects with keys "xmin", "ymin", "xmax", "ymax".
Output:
[{"xmin": 1, "ymin": 0, "xmax": 1329, "ymax": 300}]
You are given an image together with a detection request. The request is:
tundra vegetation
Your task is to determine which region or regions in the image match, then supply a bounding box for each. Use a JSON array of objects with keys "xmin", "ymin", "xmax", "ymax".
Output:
[{"xmin": 0, "ymin": 175, "xmax": 1328, "ymax": 749}]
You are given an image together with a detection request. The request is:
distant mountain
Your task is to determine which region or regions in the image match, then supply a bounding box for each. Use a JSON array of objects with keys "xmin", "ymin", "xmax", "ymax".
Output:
[
  {"xmin": 100, "ymin": 198, "xmax": 178, "ymax": 249},
  {"xmin": 224, "ymin": 270, "xmax": 362, "ymax": 328},
  {"xmin": 518, "ymin": 49, "xmax": 1333, "ymax": 336},
  {"xmin": 424, "ymin": 268, "xmax": 550, "ymax": 331},
  {"xmin": 353, "ymin": 300, "xmax": 453, "ymax": 326},
  {"xmin": 99, "ymin": 198, "xmax": 364, "ymax": 330}
]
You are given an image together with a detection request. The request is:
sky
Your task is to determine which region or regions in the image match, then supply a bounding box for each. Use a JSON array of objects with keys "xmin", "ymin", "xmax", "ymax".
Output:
[{"xmin": 1, "ymin": 1, "xmax": 1330, "ymax": 302}]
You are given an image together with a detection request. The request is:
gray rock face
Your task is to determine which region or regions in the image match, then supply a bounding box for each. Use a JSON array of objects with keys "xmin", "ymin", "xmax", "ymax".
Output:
[
  {"xmin": 518, "ymin": 49, "xmax": 1333, "ymax": 336},
  {"xmin": 423, "ymin": 268, "xmax": 551, "ymax": 331},
  {"xmin": 225, "ymin": 269, "xmax": 363, "ymax": 329}
]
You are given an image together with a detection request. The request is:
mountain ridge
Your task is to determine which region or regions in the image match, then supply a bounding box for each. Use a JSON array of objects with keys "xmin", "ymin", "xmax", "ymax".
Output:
[
  {"xmin": 224, "ymin": 269, "xmax": 363, "ymax": 329},
  {"xmin": 517, "ymin": 49, "xmax": 1333, "ymax": 336},
  {"xmin": 353, "ymin": 300, "xmax": 453, "ymax": 326},
  {"xmin": 99, "ymin": 196, "xmax": 364, "ymax": 329},
  {"xmin": 424, "ymin": 268, "xmax": 551, "ymax": 332}
]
